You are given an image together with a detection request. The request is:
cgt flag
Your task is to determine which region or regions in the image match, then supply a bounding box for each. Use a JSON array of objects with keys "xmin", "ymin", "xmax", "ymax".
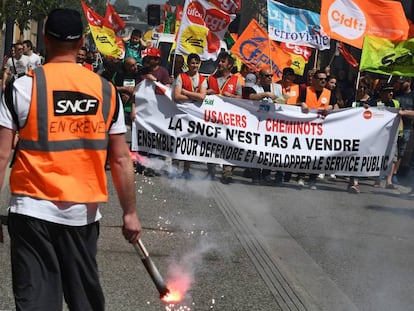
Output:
[
  {"xmin": 175, "ymin": 0, "xmax": 236, "ymax": 60},
  {"xmin": 279, "ymin": 43, "xmax": 312, "ymax": 76},
  {"xmin": 81, "ymin": 0, "xmax": 123, "ymax": 58},
  {"xmin": 320, "ymin": 0, "xmax": 409, "ymax": 49},
  {"xmin": 230, "ymin": 19, "xmax": 291, "ymax": 79},
  {"xmin": 105, "ymin": 3, "xmax": 126, "ymax": 33},
  {"xmin": 360, "ymin": 36, "xmax": 414, "ymax": 77}
]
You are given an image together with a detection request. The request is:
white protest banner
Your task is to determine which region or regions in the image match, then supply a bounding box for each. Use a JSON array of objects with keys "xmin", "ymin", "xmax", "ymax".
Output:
[{"xmin": 132, "ymin": 80, "xmax": 399, "ymax": 177}]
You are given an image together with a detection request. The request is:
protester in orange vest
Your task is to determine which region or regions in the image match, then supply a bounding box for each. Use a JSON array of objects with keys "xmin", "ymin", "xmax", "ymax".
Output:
[
  {"xmin": 172, "ymin": 53, "xmax": 207, "ymax": 179},
  {"xmin": 298, "ymin": 69, "xmax": 336, "ymax": 190},
  {"xmin": 173, "ymin": 53, "xmax": 207, "ymax": 102},
  {"xmin": 206, "ymin": 52, "xmax": 242, "ymax": 183},
  {"xmin": 278, "ymin": 67, "xmax": 300, "ymax": 105},
  {"xmin": 273, "ymin": 67, "xmax": 301, "ymax": 184},
  {"xmin": 0, "ymin": 9, "xmax": 142, "ymax": 310},
  {"xmin": 207, "ymin": 51, "xmax": 242, "ymax": 99},
  {"xmin": 300, "ymin": 69, "xmax": 335, "ymax": 112}
]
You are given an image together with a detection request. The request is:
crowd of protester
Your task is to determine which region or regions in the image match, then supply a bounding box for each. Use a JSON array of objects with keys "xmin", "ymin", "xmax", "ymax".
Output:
[{"xmin": 3, "ymin": 29, "xmax": 414, "ymax": 196}]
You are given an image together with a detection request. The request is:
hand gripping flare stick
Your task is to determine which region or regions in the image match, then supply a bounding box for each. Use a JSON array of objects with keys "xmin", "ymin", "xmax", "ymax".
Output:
[{"xmin": 133, "ymin": 239, "xmax": 170, "ymax": 299}]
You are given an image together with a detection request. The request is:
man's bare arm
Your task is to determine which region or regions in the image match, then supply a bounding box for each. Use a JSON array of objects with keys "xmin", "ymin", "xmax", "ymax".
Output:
[{"xmin": 107, "ymin": 133, "xmax": 142, "ymax": 243}]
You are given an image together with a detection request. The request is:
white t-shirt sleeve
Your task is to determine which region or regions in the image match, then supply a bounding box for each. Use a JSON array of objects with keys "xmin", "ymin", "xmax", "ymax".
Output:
[
  {"xmin": 108, "ymin": 93, "xmax": 127, "ymax": 134},
  {"xmin": 0, "ymin": 75, "xmax": 32, "ymax": 130}
]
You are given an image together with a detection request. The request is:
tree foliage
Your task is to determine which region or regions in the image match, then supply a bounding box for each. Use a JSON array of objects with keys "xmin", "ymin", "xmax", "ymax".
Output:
[
  {"xmin": 114, "ymin": 0, "xmax": 131, "ymax": 14},
  {"xmin": 0, "ymin": 0, "xmax": 102, "ymax": 38}
]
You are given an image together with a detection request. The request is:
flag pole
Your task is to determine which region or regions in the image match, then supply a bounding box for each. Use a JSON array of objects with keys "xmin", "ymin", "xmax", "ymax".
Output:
[
  {"xmin": 328, "ymin": 42, "xmax": 339, "ymax": 66},
  {"xmin": 328, "ymin": 53, "xmax": 336, "ymax": 66},
  {"xmin": 313, "ymin": 49, "xmax": 319, "ymax": 69}
]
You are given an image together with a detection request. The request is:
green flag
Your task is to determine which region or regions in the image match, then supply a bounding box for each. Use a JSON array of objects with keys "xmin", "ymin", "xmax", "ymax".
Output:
[{"xmin": 360, "ymin": 36, "xmax": 414, "ymax": 76}]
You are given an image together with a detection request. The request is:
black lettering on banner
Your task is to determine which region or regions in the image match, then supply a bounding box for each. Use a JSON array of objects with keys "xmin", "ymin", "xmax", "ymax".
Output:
[
  {"xmin": 137, "ymin": 129, "xmax": 175, "ymax": 152},
  {"xmin": 175, "ymin": 137, "xmax": 199, "ymax": 155},
  {"xmin": 244, "ymin": 149, "xmax": 257, "ymax": 162},
  {"xmin": 305, "ymin": 138, "xmax": 360, "ymax": 151},
  {"xmin": 168, "ymin": 117, "xmax": 183, "ymax": 131},
  {"xmin": 324, "ymin": 156, "xmax": 360, "ymax": 172},
  {"xmin": 312, "ymin": 156, "xmax": 323, "ymax": 170},
  {"xmin": 360, "ymin": 156, "xmax": 388, "ymax": 172},
  {"xmin": 198, "ymin": 141, "xmax": 244, "ymax": 161},
  {"xmin": 187, "ymin": 120, "xmax": 222, "ymax": 138},
  {"xmin": 226, "ymin": 129, "xmax": 260, "ymax": 145},
  {"xmin": 292, "ymin": 137, "xmax": 301, "ymax": 149},
  {"xmin": 264, "ymin": 134, "xmax": 288, "ymax": 148}
]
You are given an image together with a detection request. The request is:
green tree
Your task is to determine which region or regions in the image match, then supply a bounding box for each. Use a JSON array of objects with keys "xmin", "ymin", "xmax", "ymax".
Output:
[
  {"xmin": 0, "ymin": 0, "xmax": 84, "ymax": 39},
  {"xmin": 114, "ymin": 0, "xmax": 130, "ymax": 14}
]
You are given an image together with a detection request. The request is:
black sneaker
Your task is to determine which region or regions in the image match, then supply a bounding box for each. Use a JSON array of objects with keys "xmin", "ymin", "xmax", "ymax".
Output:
[{"xmin": 221, "ymin": 176, "xmax": 233, "ymax": 184}]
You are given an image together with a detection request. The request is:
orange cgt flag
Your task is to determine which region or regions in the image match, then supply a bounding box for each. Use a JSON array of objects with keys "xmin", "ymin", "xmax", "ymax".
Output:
[
  {"xmin": 230, "ymin": 19, "xmax": 291, "ymax": 79},
  {"xmin": 320, "ymin": 0, "xmax": 409, "ymax": 49}
]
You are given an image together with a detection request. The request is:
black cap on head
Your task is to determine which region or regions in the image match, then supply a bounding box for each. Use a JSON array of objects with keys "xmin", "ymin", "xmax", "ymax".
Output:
[
  {"xmin": 380, "ymin": 83, "xmax": 394, "ymax": 92},
  {"xmin": 398, "ymin": 76, "xmax": 411, "ymax": 83},
  {"xmin": 45, "ymin": 8, "xmax": 83, "ymax": 41},
  {"xmin": 282, "ymin": 67, "xmax": 295, "ymax": 76}
]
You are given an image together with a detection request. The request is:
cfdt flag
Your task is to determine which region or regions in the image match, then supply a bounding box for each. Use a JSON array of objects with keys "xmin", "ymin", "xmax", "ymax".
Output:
[
  {"xmin": 175, "ymin": 0, "xmax": 236, "ymax": 60},
  {"xmin": 267, "ymin": 0, "xmax": 330, "ymax": 50},
  {"xmin": 230, "ymin": 19, "xmax": 291, "ymax": 79},
  {"xmin": 320, "ymin": 0, "xmax": 409, "ymax": 49},
  {"xmin": 81, "ymin": 0, "xmax": 123, "ymax": 58},
  {"xmin": 360, "ymin": 36, "xmax": 414, "ymax": 77},
  {"xmin": 105, "ymin": 3, "xmax": 126, "ymax": 33}
]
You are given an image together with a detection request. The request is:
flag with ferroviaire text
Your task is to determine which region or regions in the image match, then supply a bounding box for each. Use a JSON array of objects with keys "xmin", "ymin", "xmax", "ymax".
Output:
[
  {"xmin": 267, "ymin": 0, "xmax": 330, "ymax": 50},
  {"xmin": 360, "ymin": 36, "xmax": 414, "ymax": 77},
  {"xmin": 230, "ymin": 19, "xmax": 292, "ymax": 79},
  {"xmin": 81, "ymin": 0, "xmax": 123, "ymax": 58}
]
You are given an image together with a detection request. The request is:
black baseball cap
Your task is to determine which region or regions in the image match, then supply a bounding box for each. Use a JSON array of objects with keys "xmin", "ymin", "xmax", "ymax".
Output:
[
  {"xmin": 380, "ymin": 83, "xmax": 394, "ymax": 92},
  {"xmin": 283, "ymin": 67, "xmax": 295, "ymax": 76},
  {"xmin": 45, "ymin": 8, "xmax": 83, "ymax": 41}
]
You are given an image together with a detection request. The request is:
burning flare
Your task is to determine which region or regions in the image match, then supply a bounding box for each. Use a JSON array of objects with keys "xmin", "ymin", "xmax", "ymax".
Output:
[{"xmin": 161, "ymin": 265, "xmax": 192, "ymax": 304}]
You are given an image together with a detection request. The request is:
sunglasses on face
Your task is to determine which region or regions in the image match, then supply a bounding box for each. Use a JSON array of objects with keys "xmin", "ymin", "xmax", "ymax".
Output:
[
  {"xmin": 317, "ymin": 77, "xmax": 327, "ymax": 81},
  {"xmin": 261, "ymin": 74, "xmax": 273, "ymax": 78}
]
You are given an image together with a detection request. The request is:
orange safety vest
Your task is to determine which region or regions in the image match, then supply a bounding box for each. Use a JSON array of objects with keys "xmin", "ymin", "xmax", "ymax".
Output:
[
  {"xmin": 305, "ymin": 86, "xmax": 331, "ymax": 109},
  {"xmin": 281, "ymin": 83, "xmax": 300, "ymax": 105},
  {"xmin": 207, "ymin": 74, "xmax": 239, "ymax": 95},
  {"xmin": 180, "ymin": 72, "xmax": 205, "ymax": 92},
  {"xmin": 11, "ymin": 64, "xmax": 118, "ymax": 203}
]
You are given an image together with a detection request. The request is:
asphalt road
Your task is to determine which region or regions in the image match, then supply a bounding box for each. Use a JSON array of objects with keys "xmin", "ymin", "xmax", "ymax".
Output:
[{"xmin": 1, "ymin": 163, "xmax": 414, "ymax": 311}]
